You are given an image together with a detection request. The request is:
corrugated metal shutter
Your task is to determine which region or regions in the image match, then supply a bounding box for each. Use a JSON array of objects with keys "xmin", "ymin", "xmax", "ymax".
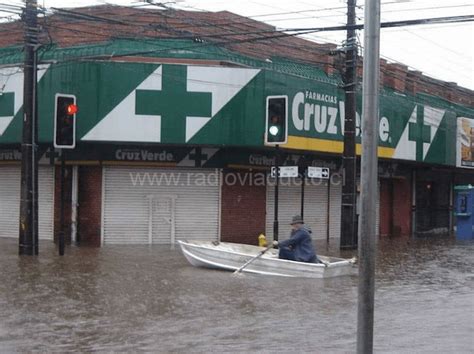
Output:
[
  {"xmin": 265, "ymin": 176, "xmax": 380, "ymax": 241},
  {"xmin": 0, "ymin": 166, "xmax": 54, "ymax": 240},
  {"xmin": 38, "ymin": 167, "xmax": 54, "ymax": 240},
  {"xmin": 266, "ymin": 178, "xmax": 330, "ymax": 241},
  {"xmin": 302, "ymin": 180, "xmax": 330, "ymax": 240},
  {"xmin": 102, "ymin": 167, "xmax": 220, "ymax": 245},
  {"xmin": 0, "ymin": 166, "xmax": 20, "ymax": 238},
  {"xmin": 329, "ymin": 181, "xmax": 342, "ymax": 239},
  {"xmin": 376, "ymin": 181, "xmax": 380, "ymax": 236}
]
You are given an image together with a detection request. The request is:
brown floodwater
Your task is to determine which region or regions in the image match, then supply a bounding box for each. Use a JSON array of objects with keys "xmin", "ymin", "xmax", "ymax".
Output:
[{"xmin": 0, "ymin": 236, "xmax": 472, "ymax": 352}]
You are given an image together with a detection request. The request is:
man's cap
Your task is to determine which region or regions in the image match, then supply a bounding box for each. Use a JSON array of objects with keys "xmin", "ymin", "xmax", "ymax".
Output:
[{"xmin": 290, "ymin": 215, "xmax": 304, "ymax": 225}]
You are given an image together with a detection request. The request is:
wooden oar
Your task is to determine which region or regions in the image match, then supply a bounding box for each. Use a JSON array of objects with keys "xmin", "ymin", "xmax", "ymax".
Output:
[
  {"xmin": 233, "ymin": 244, "xmax": 274, "ymax": 275},
  {"xmin": 319, "ymin": 259, "xmax": 330, "ymax": 267}
]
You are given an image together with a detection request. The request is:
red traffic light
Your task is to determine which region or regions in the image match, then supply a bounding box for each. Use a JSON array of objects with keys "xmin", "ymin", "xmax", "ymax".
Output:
[
  {"xmin": 55, "ymin": 94, "xmax": 77, "ymax": 149},
  {"xmin": 66, "ymin": 104, "xmax": 78, "ymax": 115}
]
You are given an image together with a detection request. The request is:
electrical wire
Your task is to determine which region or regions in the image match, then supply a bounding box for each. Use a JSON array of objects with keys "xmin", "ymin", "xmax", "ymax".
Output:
[
  {"xmin": 173, "ymin": 1, "xmax": 473, "ymax": 29},
  {"xmin": 13, "ymin": 6, "xmax": 474, "ymax": 85},
  {"xmin": 8, "ymin": 3, "xmax": 471, "ymax": 57},
  {"xmin": 43, "ymin": 7, "xmax": 474, "ymax": 42},
  {"xmin": 34, "ymin": 1, "xmax": 474, "ymax": 66},
  {"xmin": 1, "ymin": 47, "xmax": 469, "ymax": 111},
  {"xmin": 355, "ymin": 31, "xmax": 473, "ymax": 93},
  {"xmin": 1, "ymin": 2, "xmax": 472, "ymax": 94},
  {"xmin": 40, "ymin": 5, "xmax": 337, "ymax": 63},
  {"xmin": 237, "ymin": 4, "xmax": 474, "ymax": 25}
]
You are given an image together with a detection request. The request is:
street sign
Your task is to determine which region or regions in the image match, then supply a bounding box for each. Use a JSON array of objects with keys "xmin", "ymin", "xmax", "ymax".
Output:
[
  {"xmin": 271, "ymin": 166, "xmax": 298, "ymax": 178},
  {"xmin": 307, "ymin": 166, "xmax": 330, "ymax": 179}
]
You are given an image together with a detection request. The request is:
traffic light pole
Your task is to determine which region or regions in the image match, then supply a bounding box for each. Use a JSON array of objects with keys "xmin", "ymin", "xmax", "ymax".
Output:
[
  {"xmin": 273, "ymin": 144, "xmax": 280, "ymax": 242},
  {"xmin": 32, "ymin": 46, "xmax": 39, "ymax": 256},
  {"xmin": 300, "ymin": 171, "xmax": 305, "ymax": 219},
  {"xmin": 298, "ymin": 155, "xmax": 307, "ymax": 218},
  {"xmin": 58, "ymin": 150, "xmax": 66, "ymax": 256},
  {"xmin": 53, "ymin": 94, "xmax": 77, "ymax": 256},
  {"xmin": 19, "ymin": 0, "xmax": 38, "ymax": 255},
  {"xmin": 266, "ymin": 96, "xmax": 287, "ymax": 242},
  {"xmin": 340, "ymin": 0, "xmax": 358, "ymax": 250}
]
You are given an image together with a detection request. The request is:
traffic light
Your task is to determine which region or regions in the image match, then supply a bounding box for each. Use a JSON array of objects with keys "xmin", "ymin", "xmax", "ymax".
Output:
[
  {"xmin": 54, "ymin": 94, "xmax": 77, "ymax": 149},
  {"xmin": 265, "ymin": 96, "xmax": 287, "ymax": 145}
]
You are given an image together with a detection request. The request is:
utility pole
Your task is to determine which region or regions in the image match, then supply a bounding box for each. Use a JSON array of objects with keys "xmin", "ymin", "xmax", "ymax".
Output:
[
  {"xmin": 357, "ymin": 0, "xmax": 380, "ymax": 353},
  {"xmin": 340, "ymin": 0, "xmax": 358, "ymax": 250},
  {"xmin": 19, "ymin": 0, "xmax": 38, "ymax": 255}
]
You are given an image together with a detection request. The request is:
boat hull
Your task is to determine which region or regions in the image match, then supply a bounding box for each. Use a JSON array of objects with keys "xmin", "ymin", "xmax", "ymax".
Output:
[{"xmin": 178, "ymin": 240, "xmax": 357, "ymax": 278}]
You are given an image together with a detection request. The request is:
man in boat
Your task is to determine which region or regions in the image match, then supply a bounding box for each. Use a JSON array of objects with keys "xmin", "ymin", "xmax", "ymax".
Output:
[{"xmin": 273, "ymin": 215, "xmax": 317, "ymax": 263}]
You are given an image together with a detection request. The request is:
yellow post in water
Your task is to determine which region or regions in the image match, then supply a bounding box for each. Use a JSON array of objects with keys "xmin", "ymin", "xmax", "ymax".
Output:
[{"xmin": 258, "ymin": 233, "xmax": 267, "ymax": 247}]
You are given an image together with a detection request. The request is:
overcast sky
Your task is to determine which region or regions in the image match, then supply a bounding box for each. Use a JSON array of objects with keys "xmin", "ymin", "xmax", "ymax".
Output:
[{"xmin": 2, "ymin": 0, "xmax": 474, "ymax": 90}]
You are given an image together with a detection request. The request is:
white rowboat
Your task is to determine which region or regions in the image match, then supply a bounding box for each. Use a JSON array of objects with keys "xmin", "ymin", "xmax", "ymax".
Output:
[{"xmin": 178, "ymin": 240, "xmax": 357, "ymax": 278}]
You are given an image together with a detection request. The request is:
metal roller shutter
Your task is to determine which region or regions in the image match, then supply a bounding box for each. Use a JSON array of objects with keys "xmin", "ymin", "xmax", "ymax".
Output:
[
  {"xmin": 0, "ymin": 166, "xmax": 20, "ymax": 238},
  {"xmin": 0, "ymin": 165, "xmax": 54, "ymax": 240},
  {"xmin": 102, "ymin": 167, "xmax": 220, "ymax": 245},
  {"xmin": 302, "ymin": 180, "xmax": 330, "ymax": 239},
  {"xmin": 265, "ymin": 176, "xmax": 378, "ymax": 241},
  {"xmin": 266, "ymin": 178, "xmax": 330, "ymax": 241},
  {"xmin": 329, "ymin": 181, "xmax": 342, "ymax": 239},
  {"xmin": 376, "ymin": 181, "xmax": 380, "ymax": 236},
  {"xmin": 38, "ymin": 167, "xmax": 55, "ymax": 240}
]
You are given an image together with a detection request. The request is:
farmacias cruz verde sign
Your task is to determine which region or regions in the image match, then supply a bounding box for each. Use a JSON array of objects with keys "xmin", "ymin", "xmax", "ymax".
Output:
[{"xmin": 0, "ymin": 62, "xmax": 472, "ymax": 168}]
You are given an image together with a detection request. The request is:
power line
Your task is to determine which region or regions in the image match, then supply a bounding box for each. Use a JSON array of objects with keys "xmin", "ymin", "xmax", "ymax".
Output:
[
  {"xmin": 42, "ymin": 5, "xmax": 337, "ymax": 60},
  {"xmin": 1, "ymin": 4, "xmax": 472, "ymax": 91},
  {"xmin": 171, "ymin": 1, "xmax": 473, "ymax": 27},
  {"xmin": 356, "ymin": 31, "xmax": 472, "ymax": 86},
  {"xmin": 2, "ymin": 44, "xmax": 468, "ymax": 101},
  {"xmin": 5, "ymin": 5, "xmax": 474, "ymax": 50},
  {"xmin": 18, "ymin": 7, "xmax": 474, "ymax": 87},
  {"xmin": 246, "ymin": 4, "xmax": 474, "ymax": 24},
  {"xmin": 374, "ymin": 12, "xmax": 473, "ymax": 74},
  {"xmin": 34, "ymin": 3, "xmax": 474, "ymax": 66},
  {"xmin": 382, "ymin": 3, "xmax": 473, "ymax": 15},
  {"xmin": 282, "ymin": 14, "xmax": 474, "ymax": 32},
  {"xmin": 0, "ymin": 40, "xmax": 470, "ymax": 102},
  {"xmin": 142, "ymin": 0, "xmax": 474, "ymax": 69},
  {"xmin": 44, "ymin": 9, "xmax": 474, "ymax": 41},
  {"xmin": 382, "ymin": 34, "xmax": 472, "ymax": 71}
]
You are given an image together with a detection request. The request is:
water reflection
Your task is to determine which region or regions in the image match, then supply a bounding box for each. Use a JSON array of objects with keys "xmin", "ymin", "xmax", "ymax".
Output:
[{"xmin": 0, "ymin": 236, "xmax": 472, "ymax": 352}]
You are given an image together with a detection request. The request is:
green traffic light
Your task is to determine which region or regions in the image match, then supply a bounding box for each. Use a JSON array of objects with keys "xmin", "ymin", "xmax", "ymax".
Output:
[
  {"xmin": 269, "ymin": 125, "xmax": 279, "ymax": 136},
  {"xmin": 266, "ymin": 96, "xmax": 287, "ymax": 144}
]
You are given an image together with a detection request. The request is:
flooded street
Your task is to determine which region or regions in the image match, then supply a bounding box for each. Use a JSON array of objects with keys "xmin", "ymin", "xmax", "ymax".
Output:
[{"xmin": 0, "ymin": 236, "xmax": 472, "ymax": 352}]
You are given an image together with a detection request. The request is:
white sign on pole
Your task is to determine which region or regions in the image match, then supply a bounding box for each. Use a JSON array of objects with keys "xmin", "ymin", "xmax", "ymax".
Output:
[
  {"xmin": 271, "ymin": 166, "xmax": 298, "ymax": 178},
  {"xmin": 307, "ymin": 166, "xmax": 330, "ymax": 179}
]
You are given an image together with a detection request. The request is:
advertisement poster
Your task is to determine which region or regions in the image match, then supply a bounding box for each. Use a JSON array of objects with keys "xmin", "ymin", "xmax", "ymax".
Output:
[{"xmin": 457, "ymin": 117, "xmax": 474, "ymax": 168}]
